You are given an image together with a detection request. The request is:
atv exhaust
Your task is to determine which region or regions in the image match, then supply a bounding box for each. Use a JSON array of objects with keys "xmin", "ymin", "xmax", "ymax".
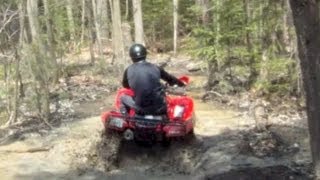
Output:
[{"xmin": 123, "ymin": 129, "xmax": 134, "ymax": 141}]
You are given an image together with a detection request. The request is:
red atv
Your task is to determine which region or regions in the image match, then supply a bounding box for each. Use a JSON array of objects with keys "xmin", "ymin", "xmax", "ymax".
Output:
[{"xmin": 101, "ymin": 76, "xmax": 195, "ymax": 146}]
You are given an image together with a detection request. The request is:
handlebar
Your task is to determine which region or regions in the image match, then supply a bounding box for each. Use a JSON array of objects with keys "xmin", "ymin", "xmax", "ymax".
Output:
[{"xmin": 164, "ymin": 75, "xmax": 189, "ymax": 96}]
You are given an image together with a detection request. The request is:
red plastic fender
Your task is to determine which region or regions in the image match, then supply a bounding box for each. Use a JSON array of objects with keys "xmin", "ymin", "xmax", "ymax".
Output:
[{"xmin": 114, "ymin": 88, "xmax": 135, "ymax": 110}]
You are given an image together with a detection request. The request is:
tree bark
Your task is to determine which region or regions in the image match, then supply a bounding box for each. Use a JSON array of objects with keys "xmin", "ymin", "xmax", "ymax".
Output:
[
  {"xmin": 289, "ymin": 0, "xmax": 320, "ymax": 178},
  {"xmin": 87, "ymin": 0, "xmax": 96, "ymax": 64},
  {"xmin": 80, "ymin": 0, "xmax": 86, "ymax": 44},
  {"xmin": 259, "ymin": 1, "xmax": 264, "ymax": 40},
  {"xmin": 111, "ymin": 0, "xmax": 126, "ymax": 69},
  {"xmin": 197, "ymin": 0, "xmax": 218, "ymax": 90},
  {"xmin": 43, "ymin": 0, "xmax": 59, "ymax": 83},
  {"xmin": 27, "ymin": 0, "xmax": 51, "ymax": 127},
  {"xmin": 100, "ymin": 0, "xmax": 110, "ymax": 40},
  {"xmin": 211, "ymin": 0, "xmax": 220, "ymax": 89},
  {"xmin": 125, "ymin": 0, "xmax": 129, "ymax": 20},
  {"xmin": 243, "ymin": 0, "xmax": 257, "ymax": 87},
  {"xmin": 173, "ymin": 0, "xmax": 178, "ymax": 55},
  {"xmin": 66, "ymin": 0, "xmax": 76, "ymax": 41},
  {"xmin": 10, "ymin": 1, "xmax": 25, "ymax": 124},
  {"xmin": 132, "ymin": 0, "xmax": 145, "ymax": 45},
  {"xmin": 243, "ymin": 0, "xmax": 252, "ymax": 52},
  {"xmin": 27, "ymin": 0, "xmax": 40, "ymax": 42},
  {"xmin": 92, "ymin": 0, "xmax": 103, "ymax": 57},
  {"xmin": 282, "ymin": 0, "xmax": 291, "ymax": 52}
]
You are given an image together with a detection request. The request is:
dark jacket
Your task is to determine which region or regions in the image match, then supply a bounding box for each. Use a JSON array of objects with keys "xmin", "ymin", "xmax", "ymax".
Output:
[{"xmin": 122, "ymin": 60, "xmax": 184, "ymax": 114}]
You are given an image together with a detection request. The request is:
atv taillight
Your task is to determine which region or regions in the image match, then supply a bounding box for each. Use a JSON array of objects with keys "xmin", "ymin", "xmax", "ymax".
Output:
[
  {"xmin": 173, "ymin": 105, "xmax": 185, "ymax": 118},
  {"xmin": 109, "ymin": 117, "xmax": 125, "ymax": 128}
]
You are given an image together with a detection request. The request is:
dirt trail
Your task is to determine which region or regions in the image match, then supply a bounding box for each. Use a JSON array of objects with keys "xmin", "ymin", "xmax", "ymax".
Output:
[
  {"xmin": 0, "ymin": 91, "xmax": 310, "ymax": 179},
  {"xmin": 0, "ymin": 55, "xmax": 312, "ymax": 179},
  {"xmin": 0, "ymin": 90, "xmax": 250, "ymax": 179}
]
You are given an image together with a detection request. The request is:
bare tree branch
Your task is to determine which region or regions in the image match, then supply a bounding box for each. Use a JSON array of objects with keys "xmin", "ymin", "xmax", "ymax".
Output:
[{"xmin": 0, "ymin": 9, "xmax": 19, "ymax": 35}]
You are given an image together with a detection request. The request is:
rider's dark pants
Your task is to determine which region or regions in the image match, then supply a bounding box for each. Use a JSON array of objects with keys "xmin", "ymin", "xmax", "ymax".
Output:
[{"xmin": 120, "ymin": 95, "xmax": 139, "ymax": 114}]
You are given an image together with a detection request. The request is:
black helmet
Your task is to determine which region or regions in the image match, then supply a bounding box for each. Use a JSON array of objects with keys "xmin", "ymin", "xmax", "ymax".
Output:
[{"xmin": 129, "ymin": 43, "xmax": 147, "ymax": 62}]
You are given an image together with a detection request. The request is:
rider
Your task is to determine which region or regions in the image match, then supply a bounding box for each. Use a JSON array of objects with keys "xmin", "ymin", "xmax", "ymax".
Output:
[{"xmin": 121, "ymin": 43, "xmax": 185, "ymax": 115}]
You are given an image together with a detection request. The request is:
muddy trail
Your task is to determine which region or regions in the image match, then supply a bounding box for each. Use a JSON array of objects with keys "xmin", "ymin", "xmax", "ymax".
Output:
[
  {"xmin": 0, "ymin": 92, "xmax": 312, "ymax": 180},
  {"xmin": 0, "ymin": 57, "xmax": 313, "ymax": 180}
]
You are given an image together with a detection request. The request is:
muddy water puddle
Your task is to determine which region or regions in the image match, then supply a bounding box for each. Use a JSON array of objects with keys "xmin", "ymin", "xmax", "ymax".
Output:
[{"xmin": 191, "ymin": 91, "xmax": 246, "ymax": 136}]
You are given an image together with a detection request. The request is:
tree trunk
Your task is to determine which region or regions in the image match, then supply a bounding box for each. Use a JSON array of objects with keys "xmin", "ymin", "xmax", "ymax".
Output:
[
  {"xmin": 87, "ymin": 0, "xmax": 96, "ymax": 64},
  {"xmin": 259, "ymin": 1, "xmax": 264, "ymax": 40},
  {"xmin": 93, "ymin": 0, "xmax": 109, "ymax": 52},
  {"xmin": 4, "ymin": 61, "xmax": 11, "ymax": 115},
  {"xmin": 122, "ymin": 22, "xmax": 133, "ymax": 52},
  {"xmin": 197, "ymin": 0, "xmax": 218, "ymax": 90},
  {"xmin": 125, "ymin": 0, "xmax": 129, "ymax": 20},
  {"xmin": 213, "ymin": 0, "xmax": 221, "ymax": 65},
  {"xmin": 80, "ymin": 0, "xmax": 86, "ymax": 44},
  {"xmin": 27, "ymin": 0, "xmax": 40, "ymax": 42},
  {"xmin": 66, "ymin": 0, "xmax": 76, "ymax": 41},
  {"xmin": 289, "ymin": 0, "xmax": 320, "ymax": 178},
  {"xmin": 43, "ymin": 0, "xmax": 59, "ymax": 83},
  {"xmin": 100, "ymin": 0, "xmax": 110, "ymax": 40},
  {"xmin": 108, "ymin": 0, "xmax": 114, "ymax": 22},
  {"xmin": 282, "ymin": 0, "xmax": 291, "ymax": 52},
  {"xmin": 210, "ymin": 0, "xmax": 220, "ymax": 89},
  {"xmin": 173, "ymin": 0, "xmax": 178, "ymax": 55},
  {"xmin": 27, "ymin": 0, "xmax": 51, "ymax": 127},
  {"xmin": 43, "ymin": 0, "xmax": 56, "ymax": 59},
  {"xmin": 198, "ymin": 0, "xmax": 211, "ymax": 77},
  {"xmin": 243, "ymin": 0, "xmax": 257, "ymax": 86},
  {"xmin": 10, "ymin": 1, "xmax": 26, "ymax": 124},
  {"xmin": 243, "ymin": 0, "xmax": 252, "ymax": 51},
  {"xmin": 132, "ymin": 0, "xmax": 145, "ymax": 45},
  {"xmin": 92, "ymin": 0, "xmax": 103, "ymax": 57},
  {"xmin": 111, "ymin": 0, "xmax": 126, "ymax": 69}
]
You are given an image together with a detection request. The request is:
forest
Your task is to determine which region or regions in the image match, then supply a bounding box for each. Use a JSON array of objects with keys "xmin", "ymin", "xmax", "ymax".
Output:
[
  {"xmin": 0, "ymin": 0, "xmax": 319, "ymax": 179},
  {"xmin": 0, "ymin": 0, "xmax": 300, "ymax": 126}
]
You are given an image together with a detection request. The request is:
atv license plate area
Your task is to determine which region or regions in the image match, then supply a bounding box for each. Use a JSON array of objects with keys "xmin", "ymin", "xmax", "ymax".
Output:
[
  {"xmin": 165, "ymin": 124, "xmax": 186, "ymax": 137},
  {"xmin": 109, "ymin": 117, "xmax": 124, "ymax": 128}
]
